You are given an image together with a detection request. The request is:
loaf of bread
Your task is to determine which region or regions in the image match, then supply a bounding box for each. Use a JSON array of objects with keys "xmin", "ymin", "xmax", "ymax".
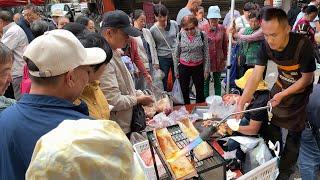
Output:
[
  {"xmin": 155, "ymin": 128, "xmax": 197, "ymax": 179},
  {"xmin": 178, "ymin": 118, "xmax": 213, "ymax": 160}
]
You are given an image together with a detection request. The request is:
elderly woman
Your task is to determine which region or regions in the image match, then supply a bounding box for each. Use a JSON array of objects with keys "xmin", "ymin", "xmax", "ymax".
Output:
[
  {"xmin": 132, "ymin": 9, "xmax": 159, "ymax": 90},
  {"xmin": 203, "ymin": 6, "xmax": 228, "ymax": 97},
  {"xmin": 173, "ymin": 15, "xmax": 209, "ymax": 104}
]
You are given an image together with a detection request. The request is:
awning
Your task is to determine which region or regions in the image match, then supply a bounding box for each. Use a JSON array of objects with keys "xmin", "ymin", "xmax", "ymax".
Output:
[{"xmin": 0, "ymin": 0, "xmax": 45, "ymax": 7}]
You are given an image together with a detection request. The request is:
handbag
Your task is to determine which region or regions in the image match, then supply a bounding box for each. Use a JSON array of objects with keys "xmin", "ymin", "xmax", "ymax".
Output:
[
  {"xmin": 155, "ymin": 24, "xmax": 175, "ymax": 58},
  {"xmin": 131, "ymin": 104, "xmax": 146, "ymax": 132}
]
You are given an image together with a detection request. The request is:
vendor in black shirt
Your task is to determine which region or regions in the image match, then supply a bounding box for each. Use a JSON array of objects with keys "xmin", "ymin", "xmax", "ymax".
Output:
[{"xmin": 236, "ymin": 8, "xmax": 316, "ymax": 180}]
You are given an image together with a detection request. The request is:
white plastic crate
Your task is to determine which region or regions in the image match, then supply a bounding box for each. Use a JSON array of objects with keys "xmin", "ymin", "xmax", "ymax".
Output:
[
  {"xmin": 237, "ymin": 157, "xmax": 279, "ymax": 180},
  {"xmin": 133, "ymin": 140, "xmax": 165, "ymax": 180}
]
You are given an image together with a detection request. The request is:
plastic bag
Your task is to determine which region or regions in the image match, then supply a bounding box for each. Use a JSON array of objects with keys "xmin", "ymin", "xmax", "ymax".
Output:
[
  {"xmin": 171, "ymin": 79, "xmax": 184, "ymax": 105},
  {"xmin": 206, "ymin": 95, "xmax": 223, "ymax": 106},
  {"xmin": 243, "ymin": 138, "xmax": 273, "ymax": 173},
  {"xmin": 130, "ymin": 132, "xmax": 147, "ymax": 145},
  {"xmin": 153, "ymin": 69, "xmax": 165, "ymax": 90},
  {"xmin": 121, "ymin": 56, "xmax": 135, "ymax": 74},
  {"xmin": 148, "ymin": 112, "xmax": 173, "ymax": 128},
  {"xmin": 208, "ymin": 97, "xmax": 236, "ymax": 119}
]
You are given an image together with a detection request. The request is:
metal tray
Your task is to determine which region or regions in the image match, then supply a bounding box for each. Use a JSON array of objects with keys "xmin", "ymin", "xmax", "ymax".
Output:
[{"xmin": 147, "ymin": 124, "xmax": 226, "ymax": 180}]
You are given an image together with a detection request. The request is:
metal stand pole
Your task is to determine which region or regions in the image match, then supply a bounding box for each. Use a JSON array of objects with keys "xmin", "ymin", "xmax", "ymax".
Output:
[{"xmin": 226, "ymin": 0, "xmax": 235, "ymax": 94}]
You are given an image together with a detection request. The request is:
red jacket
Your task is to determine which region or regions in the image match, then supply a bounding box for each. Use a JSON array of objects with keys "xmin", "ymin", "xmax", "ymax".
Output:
[{"xmin": 128, "ymin": 38, "xmax": 149, "ymax": 78}]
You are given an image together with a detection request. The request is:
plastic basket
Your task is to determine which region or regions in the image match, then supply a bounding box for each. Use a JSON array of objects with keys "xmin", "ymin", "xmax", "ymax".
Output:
[
  {"xmin": 237, "ymin": 157, "xmax": 279, "ymax": 180},
  {"xmin": 133, "ymin": 140, "xmax": 165, "ymax": 180}
]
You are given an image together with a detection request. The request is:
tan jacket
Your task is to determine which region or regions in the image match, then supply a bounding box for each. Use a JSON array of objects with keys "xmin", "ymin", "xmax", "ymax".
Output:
[{"xmin": 100, "ymin": 51, "xmax": 137, "ymax": 133}]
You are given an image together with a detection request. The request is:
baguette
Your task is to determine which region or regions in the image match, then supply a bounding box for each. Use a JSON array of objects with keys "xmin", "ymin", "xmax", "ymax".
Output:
[
  {"xmin": 178, "ymin": 118, "xmax": 213, "ymax": 160},
  {"xmin": 155, "ymin": 128, "xmax": 197, "ymax": 179}
]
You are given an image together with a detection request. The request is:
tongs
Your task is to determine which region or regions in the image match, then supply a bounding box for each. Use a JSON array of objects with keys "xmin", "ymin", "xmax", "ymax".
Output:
[
  {"xmin": 167, "ymin": 103, "xmax": 273, "ymax": 163},
  {"xmin": 210, "ymin": 103, "xmax": 273, "ymax": 129}
]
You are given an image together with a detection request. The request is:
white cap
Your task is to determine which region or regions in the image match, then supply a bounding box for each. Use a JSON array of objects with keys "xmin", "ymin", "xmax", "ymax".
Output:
[
  {"xmin": 26, "ymin": 119, "xmax": 146, "ymax": 180},
  {"xmin": 207, "ymin": 6, "xmax": 222, "ymax": 19},
  {"xmin": 23, "ymin": 29, "xmax": 106, "ymax": 77}
]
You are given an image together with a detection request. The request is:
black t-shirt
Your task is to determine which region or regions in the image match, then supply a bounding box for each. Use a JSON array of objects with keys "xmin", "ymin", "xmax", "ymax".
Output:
[
  {"xmin": 244, "ymin": 90, "xmax": 269, "ymax": 123},
  {"xmin": 256, "ymin": 32, "xmax": 316, "ymax": 73}
]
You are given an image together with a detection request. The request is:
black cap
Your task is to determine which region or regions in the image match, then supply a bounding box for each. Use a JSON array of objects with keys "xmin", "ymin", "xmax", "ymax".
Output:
[{"xmin": 101, "ymin": 10, "xmax": 142, "ymax": 37}]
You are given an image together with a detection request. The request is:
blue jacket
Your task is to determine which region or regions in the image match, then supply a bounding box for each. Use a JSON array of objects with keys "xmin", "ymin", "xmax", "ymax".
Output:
[
  {"xmin": 17, "ymin": 17, "xmax": 35, "ymax": 43},
  {"xmin": 0, "ymin": 94, "xmax": 91, "ymax": 180}
]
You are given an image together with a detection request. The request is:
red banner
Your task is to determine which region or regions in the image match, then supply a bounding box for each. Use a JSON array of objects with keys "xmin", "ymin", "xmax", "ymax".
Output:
[{"xmin": 0, "ymin": 0, "xmax": 45, "ymax": 7}]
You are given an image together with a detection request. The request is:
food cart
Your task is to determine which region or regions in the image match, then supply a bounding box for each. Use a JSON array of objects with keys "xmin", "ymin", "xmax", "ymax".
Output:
[{"xmin": 132, "ymin": 92, "xmax": 279, "ymax": 180}]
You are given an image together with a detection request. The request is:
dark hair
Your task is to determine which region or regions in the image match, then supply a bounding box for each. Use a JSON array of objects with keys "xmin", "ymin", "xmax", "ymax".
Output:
[
  {"xmin": 261, "ymin": 8, "xmax": 288, "ymax": 25},
  {"xmin": 181, "ymin": 15, "xmax": 198, "ymax": 28},
  {"xmin": 0, "ymin": 10, "xmax": 13, "ymax": 22},
  {"xmin": 75, "ymin": 16, "xmax": 90, "ymax": 26},
  {"xmin": 243, "ymin": 2, "xmax": 254, "ymax": 11},
  {"xmin": 248, "ymin": 10, "xmax": 261, "ymax": 20},
  {"xmin": 78, "ymin": 33, "xmax": 113, "ymax": 72},
  {"xmin": 63, "ymin": 22, "xmax": 89, "ymax": 37},
  {"xmin": 25, "ymin": 58, "xmax": 62, "ymax": 85},
  {"xmin": 24, "ymin": 3, "xmax": 41, "ymax": 15},
  {"xmin": 305, "ymin": 5, "xmax": 318, "ymax": 15},
  {"xmin": 31, "ymin": 20, "xmax": 49, "ymax": 38},
  {"xmin": 154, "ymin": 4, "xmax": 169, "ymax": 17},
  {"xmin": 301, "ymin": 5, "xmax": 309, "ymax": 13},
  {"xmin": 132, "ymin": 9, "xmax": 145, "ymax": 21},
  {"xmin": 0, "ymin": 42, "xmax": 13, "ymax": 65},
  {"xmin": 198, "ymin": 6, "xmax": 204, "ymax": 11}
]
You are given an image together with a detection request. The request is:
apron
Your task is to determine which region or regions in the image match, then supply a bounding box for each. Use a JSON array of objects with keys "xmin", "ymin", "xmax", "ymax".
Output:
[{"xmin": 266, "ymin": 38, "xmax": 313, "ymax": 132}]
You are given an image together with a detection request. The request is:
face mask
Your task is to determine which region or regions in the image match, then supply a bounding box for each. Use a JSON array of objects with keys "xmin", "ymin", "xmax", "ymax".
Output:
[{"xmin": 211, "ymin": 26, "xmax": 217, "ymax": 31}]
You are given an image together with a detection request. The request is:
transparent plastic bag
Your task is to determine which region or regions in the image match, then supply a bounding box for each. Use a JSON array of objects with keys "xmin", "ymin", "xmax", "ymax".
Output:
[
  {"xmin": 152, "ymin": 69, "xmax": 165, "ymax": 91},
  {"xmin": 170, "ymin": 79, "xmax": 184, "ymax": 105},
  {"xmin": 208, "ymin": 97, "xmax": 236, "ymax": 119},
  {"xmin": 130, "ymin": 132, "xmax": 147, "ymax": 145}
]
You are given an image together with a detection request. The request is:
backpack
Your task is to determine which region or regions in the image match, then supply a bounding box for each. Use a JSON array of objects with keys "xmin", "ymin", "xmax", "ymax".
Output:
[{"xmin": 177, "ymin": 31, "xmax": 204, "ymax": 43}]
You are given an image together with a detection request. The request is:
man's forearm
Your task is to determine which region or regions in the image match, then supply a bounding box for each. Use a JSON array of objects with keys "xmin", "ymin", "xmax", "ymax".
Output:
[
  {"xmin": 239, "ymin": 75, "xmax": 261, "ymax": 106},
  {"xmin": 281, "ymin": 72, "xmax": 314, "ymax": 97}
]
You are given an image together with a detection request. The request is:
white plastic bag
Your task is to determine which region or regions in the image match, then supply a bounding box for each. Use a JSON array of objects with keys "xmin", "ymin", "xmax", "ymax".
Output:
[
  {"xmin": 152, "ymin": 69, "xmax": 164, "ymax": 90},
  {"xmin": 243, "ymin": 138, "xmax": 273, "ymax": 173},
  {"xmin": 171, "ymin": 79, "xmax": 184, "ymax": 105}
]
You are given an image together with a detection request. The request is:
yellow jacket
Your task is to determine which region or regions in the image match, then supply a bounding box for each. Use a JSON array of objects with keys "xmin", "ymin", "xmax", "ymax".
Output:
[{"xmin": 79, "ymin": 80, "xmax": 110, "ymax": 119}]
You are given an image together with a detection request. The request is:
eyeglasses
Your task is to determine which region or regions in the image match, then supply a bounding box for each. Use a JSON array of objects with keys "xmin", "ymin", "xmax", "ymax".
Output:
[{"xmin": 184, "ymin": 27, "xmax": 196, "ymax": 31}]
